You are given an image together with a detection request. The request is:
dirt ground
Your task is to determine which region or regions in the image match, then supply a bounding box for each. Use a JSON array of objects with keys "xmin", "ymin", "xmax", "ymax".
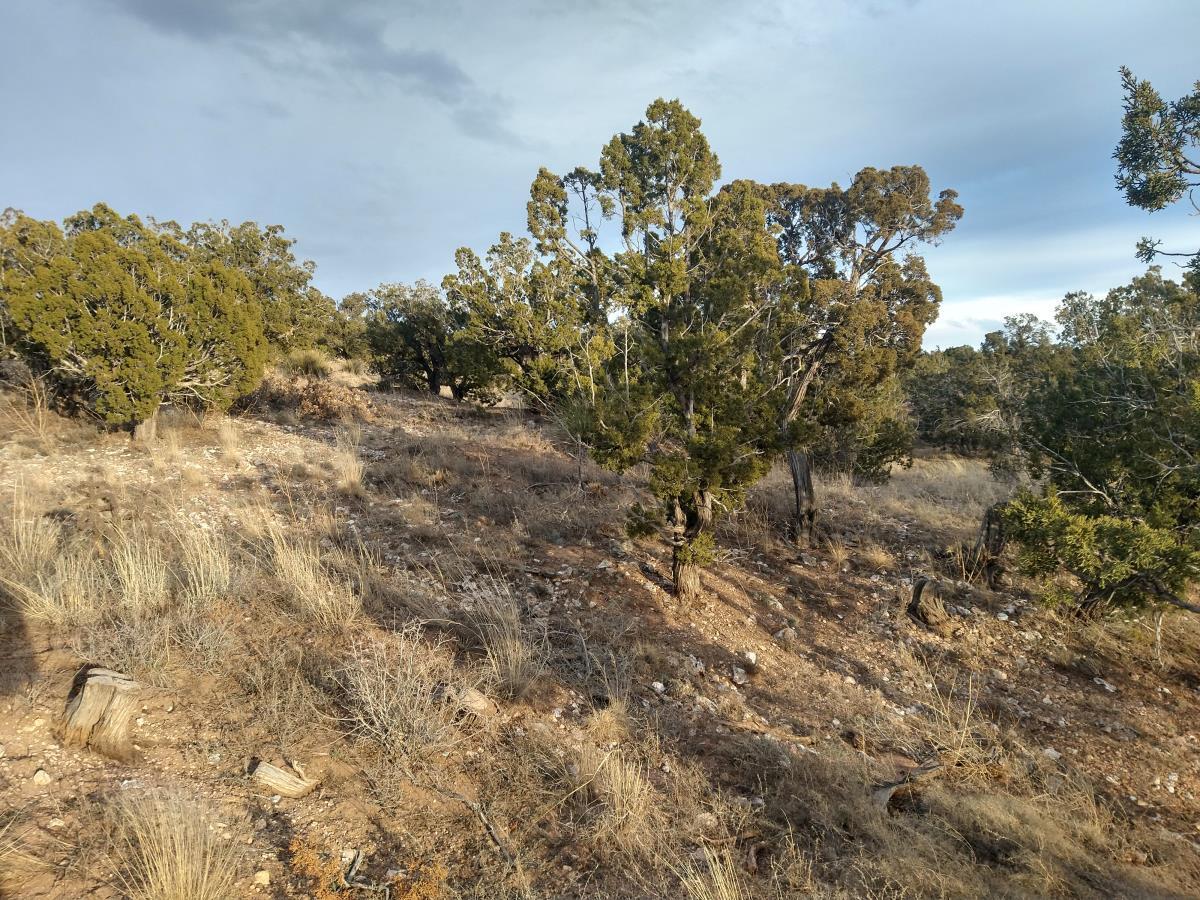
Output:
[{"xmin": 1, "ymin": 380, "xmax": 1198, "ymax": 899}]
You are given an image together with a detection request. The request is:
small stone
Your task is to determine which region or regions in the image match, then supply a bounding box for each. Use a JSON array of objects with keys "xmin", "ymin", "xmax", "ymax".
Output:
[
  {"xmin": 651, "ymin": 681, "xmax": 666, "ymax": 695},
  {"xmin": 1043, "ymin": 747, "xmax": 1061, "ymax": 761},
  {"xmin": 48, "ymin": 818, "xmax": 65, "ymax": 829},
  {"xmin": 32, "ymin": 768, "xmax": 51, "ymax": 786},
  {"xmin": 774, "ymin": 627, "xmax": 797, "ymax": 645},
  {"xmin": 253, "ymin": 870, "xmax": 271, "ymax": 886},
  {"xmin": 731, "ymin": 667, "xmax": 749, "ymax": 686}
]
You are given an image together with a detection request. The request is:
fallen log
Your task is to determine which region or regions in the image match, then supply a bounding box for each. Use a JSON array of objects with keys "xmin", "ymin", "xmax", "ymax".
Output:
[
  {"xmin": 248, "ymin": 758, "xmax": 318, "ymax": 799},
  {"xmin": 872, "ymin": 758, "xmax": 944, "ymax": 810}
]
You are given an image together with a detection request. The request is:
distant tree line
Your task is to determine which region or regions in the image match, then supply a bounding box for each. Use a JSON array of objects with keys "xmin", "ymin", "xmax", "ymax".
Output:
[{"xmin": 907, "ymin": 67, "xmax": 1200, "ymax": 616}]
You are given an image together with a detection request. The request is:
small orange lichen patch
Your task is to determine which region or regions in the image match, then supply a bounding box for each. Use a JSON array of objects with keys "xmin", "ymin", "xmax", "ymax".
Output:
[
  {"xmin": 392, "ymin": 860, "xmax": 450, "ymax": 900},
  {"xmin": 287, "ymin": 837, "xmax": 345, "ymax": 900}
]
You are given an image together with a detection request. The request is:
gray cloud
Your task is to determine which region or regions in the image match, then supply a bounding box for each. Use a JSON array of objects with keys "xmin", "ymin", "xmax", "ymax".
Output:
[{"xmin": 104, "ymin": 0, "xmax": 516, "ymax": 142}]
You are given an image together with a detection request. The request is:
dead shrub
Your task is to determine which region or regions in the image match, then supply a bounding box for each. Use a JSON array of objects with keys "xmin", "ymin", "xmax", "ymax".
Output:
[
  {"xmin": 243, "ymin": 372, "xmax": 375, "ymax": 423},
  {"xmin": 335, "ymin": 627, "xmax": 472, "ymax": 766}
]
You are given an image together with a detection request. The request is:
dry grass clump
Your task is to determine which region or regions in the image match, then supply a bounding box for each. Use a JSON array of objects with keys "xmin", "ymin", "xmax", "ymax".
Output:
[
  {"xmin": 0, "ymin": 812, "xmax": 49, "ymax": 893},
  {"xmin": 859, "ymin": 540, "xmax": 895, "ymax": 571},
  {"xmin": 333, "ymin": 427, "xmax": 365, "ymax": 495},
  {"xmin": 336, "ymin": 627, "xmax": 471, "ymax": 764},
  {"xmin": 268, "ymin": 527, "xmax": 360, "ymax": 627},
  {"xmin": 676, "ymin": 846, "xmax": 749, "ymax": 900},
  {"xmin": 173, "ymin": 518, "xmax": 234, "ymax": 604},
  {"xmin": 553, "ymin": 743, "xmax": 661, "ymax": 857},
  {"xmin": 110, "ymin": 789, "xmax": 240, "ymax": 900},
  {"xmin": 215, "ymin": 417, "xmax": 239, "ymax": 460},
  {"xmin": 283, "ymin": 348, "xmax": 332, "ymax": 379},
  {"xmin": 111, "ymin": 524, "xmax": 171, "ymax": 615},
  {"xmin": 0, "ymin": 484, "xmax": 61, "ymax": 583},
  {"xmin": 822, "ymin": 534, "xmax": 851, "ymax": 570},
  {"xmin": 4, "ymin": 543, "xmax": 107, "ymax": 627},
  {"xmin": 459, "ymin": 576, "xmax": 545, "ymax": 700}
]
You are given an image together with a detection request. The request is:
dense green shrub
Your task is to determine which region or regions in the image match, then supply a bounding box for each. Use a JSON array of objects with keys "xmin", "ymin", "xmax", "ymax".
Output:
[
  {"xmin": 364, "ymin": 280, "xmax": 504, "ymax": 401},
  {"xmin": 0, "ymin": 204, "xmax": 267, "ymax": 429},
  {"xmin": 158, "ymin": 218, "xmax": 338, "ymax": 356},
  {"xmin": 1005, "ymin": 270, "xmax": 1200, "ymax": 611}
]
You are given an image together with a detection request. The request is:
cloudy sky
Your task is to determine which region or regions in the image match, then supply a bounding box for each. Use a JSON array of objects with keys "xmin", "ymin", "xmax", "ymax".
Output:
[{"xmin": 2, "ymin": 0, "xmax": 1197, "ymax": 347}]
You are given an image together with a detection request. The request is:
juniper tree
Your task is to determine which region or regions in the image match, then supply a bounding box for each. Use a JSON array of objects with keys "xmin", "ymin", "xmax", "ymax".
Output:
[
  {"xmin": 166, "ymin": 219, "xmax": 338, "ymax": 355},
  {"xmin": 1006, "ymin": 270, "xmax": 1200, "ymax": 612},
  {"xmin": 1114, "ymin": 66, "xmax": 1200, "ymax": 267},
  {"xmin": 0, "ymin": 204, "xmax": 266, "ymax": 430},
  {"xmin": 561, "ymin": 101, "xmax": 784, "ymax": 600},
  {"xmin": 762, "ymin": 169, "xmax": 961, "ymax": 544},
  {"xmin": 363, "ymin": 280, "xmax": 503, "ymax": 401}
]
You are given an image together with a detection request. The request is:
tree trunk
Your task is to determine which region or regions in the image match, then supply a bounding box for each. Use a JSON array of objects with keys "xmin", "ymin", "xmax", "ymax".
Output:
[
  {"xmin": 670, "ymin": 493, "xmax": 713, "ymax": 603},
  {"xmin": 787, "ymin": 449, "xmax": 816, "ymax": 548},
  {"xmin": 672, "ymin": 548, "xmax": 702, "ymax": 604},
  {"xmin": 132, "ymin": 414, "xmax": 157, "ymax": 443},
  {"xmin": 976, "ymin": 502, "xmax": 1007, "ymax": 588},
  {"xmin": 60, "ymin": 666, "xmax": 140, "ymax": 762}
]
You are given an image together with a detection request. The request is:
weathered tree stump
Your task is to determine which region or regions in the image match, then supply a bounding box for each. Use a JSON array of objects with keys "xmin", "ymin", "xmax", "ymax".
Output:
[
  {"xmin": 61, "ymin": 666, "xmax": 141, "ymax": 762},
  {"xmin": 907, "ymin": 577, "xmax": 953, "ymax": 636},
  {"xmin": 248, "ymin": 758, "xmax": 318, "ymax": 798}
]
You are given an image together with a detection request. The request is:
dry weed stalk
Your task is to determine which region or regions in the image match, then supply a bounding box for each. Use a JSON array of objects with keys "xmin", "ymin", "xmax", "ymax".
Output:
[{"xmin": 676, "ymin": 846, "xmax": 749, "ymax": 900}]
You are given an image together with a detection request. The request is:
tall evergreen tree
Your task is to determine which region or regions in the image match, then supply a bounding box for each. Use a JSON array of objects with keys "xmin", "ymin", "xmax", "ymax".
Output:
[{"xmin": 762, "ymin": 170, "xmax": 961, "ymax": 544}]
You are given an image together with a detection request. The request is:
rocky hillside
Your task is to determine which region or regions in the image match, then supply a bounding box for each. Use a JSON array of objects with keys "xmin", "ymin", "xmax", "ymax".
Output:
[{"xmin": 0, "ymin": 376, "xmax": 1198, "ymax": 899}]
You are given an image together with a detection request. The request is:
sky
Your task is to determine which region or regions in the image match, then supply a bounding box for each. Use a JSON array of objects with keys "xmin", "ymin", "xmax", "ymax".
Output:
[{"xmin": 2, "ymin": 0, "xmax": 1197, "ymax": 348}]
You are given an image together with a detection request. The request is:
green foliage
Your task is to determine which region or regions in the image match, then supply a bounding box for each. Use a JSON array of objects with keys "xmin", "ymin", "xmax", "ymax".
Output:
[
  {"xmin": 364, "ymin": 280, "xmax": 504, "ymax": 402},
  {"xmin": 163, "ymin": 218, "xmax": 338, "ymax": 354},
  {"xmin": 907, "ymin": 314, "xmax": 1060, "ymax": 462},
  {"xmin": 1114, "ymin": 66, "xmax": 1200, "ymax": 267},
  {"xmin": 1008, "ymin": 270, "xmax": 1200, "ymax": 610},
  {"xmin": 1005, "ymin": 491, "xmax": 1198, "ymax": 609},
  {"xmin": 0, "ymin": 204, "xmax": 266, "ymax": 428},
  {"xmin": 810, "ymin": 376, "xmax": 914, "ymax": 482},
  {"xmin": 763, "ymin": 169, "xmax": 960, "ymax": 518}
]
